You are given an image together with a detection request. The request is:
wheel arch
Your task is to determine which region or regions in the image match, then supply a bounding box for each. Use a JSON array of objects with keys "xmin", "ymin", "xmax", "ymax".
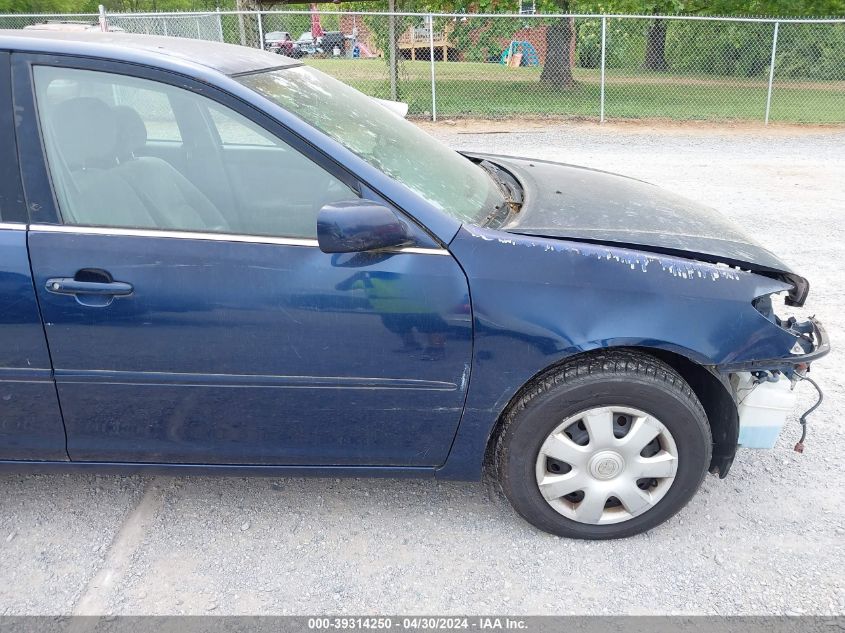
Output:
[{"xmin": 482, "ymin": 346, "xmax": 738, "ymax": 479}]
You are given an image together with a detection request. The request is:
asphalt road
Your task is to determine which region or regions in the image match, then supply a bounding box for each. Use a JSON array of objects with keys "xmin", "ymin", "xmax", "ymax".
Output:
[{"xmin": 2, "ymin": 121, "xmax": 843, "ymax": 616}]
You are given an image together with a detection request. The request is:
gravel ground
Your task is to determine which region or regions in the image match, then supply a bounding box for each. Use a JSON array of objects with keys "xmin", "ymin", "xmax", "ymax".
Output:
[{"xmin": 1, "ymin": 121, "xmax": 843, "ymax": 616}]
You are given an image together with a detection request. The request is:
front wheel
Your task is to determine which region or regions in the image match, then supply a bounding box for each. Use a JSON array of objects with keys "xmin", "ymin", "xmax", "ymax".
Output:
[{"xmin": 496, "ymin": 351, "xmax": 712, "ymax": 539}]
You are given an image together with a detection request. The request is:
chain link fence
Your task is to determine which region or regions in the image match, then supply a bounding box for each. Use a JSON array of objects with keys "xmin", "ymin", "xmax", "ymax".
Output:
[{"xmin": 2, "ymin": 9, "xmax": 843, "ymax": 124}]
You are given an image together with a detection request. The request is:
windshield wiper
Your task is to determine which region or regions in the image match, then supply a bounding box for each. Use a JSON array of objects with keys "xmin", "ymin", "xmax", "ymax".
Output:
[{"xmin": 479, "ymin": 159, "xmax": 524, "ymax": 210}]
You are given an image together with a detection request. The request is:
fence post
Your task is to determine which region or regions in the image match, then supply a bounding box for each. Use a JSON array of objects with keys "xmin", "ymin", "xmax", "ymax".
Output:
[
  {"xmin": 764, "ymin": 20, "xmax": 779, "ymax": 125},
  {"xmin": 216, "ymin": 7, "xmax": 224, "ymax": 43},
  {"xmin": 599, "ymin": 15, "xmax": 607, "ymax": 123},
  {"xmin": 98, "ymin": 4, "xmax": 106, "ymax": 32},
  {"xmin": 256, "ymin": 11, "xmax": 264, "ymax": 49},
  {"xmin": 428, "ymin": 14, "xmax": 437, "ymax": 122}
]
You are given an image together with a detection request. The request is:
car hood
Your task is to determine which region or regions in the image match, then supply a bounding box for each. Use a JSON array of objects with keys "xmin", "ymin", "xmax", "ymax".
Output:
[{"xmin": 476, "ymin": 153, "xmax": 808, "ymax": 305}]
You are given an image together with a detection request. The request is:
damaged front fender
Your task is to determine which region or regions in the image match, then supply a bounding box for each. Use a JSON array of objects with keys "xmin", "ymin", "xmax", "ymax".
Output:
[{"xmin": 438, "ymin": 225, "xmax": 828, "ymax": 480}]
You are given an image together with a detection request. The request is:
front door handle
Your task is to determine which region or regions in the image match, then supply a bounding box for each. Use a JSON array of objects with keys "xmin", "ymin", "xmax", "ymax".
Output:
[{"xmin": 45, "ymin": 278, "xmax": 133, "ymax": 297}]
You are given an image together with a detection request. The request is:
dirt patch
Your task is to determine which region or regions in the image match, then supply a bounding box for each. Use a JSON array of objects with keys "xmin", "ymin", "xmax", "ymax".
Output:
[
  {"xmin": 577, "ymin": 75, "xmax": 845, "ymax": 91},
  {"xmin": 415, "ymin": 116, "xmax": 845, "ymax": 136}
]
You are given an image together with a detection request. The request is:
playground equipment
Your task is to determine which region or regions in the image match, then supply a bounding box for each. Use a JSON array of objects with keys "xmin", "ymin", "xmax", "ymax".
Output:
[
  {"xmin": 500, "ymin": 41, "xmax": 539, "ymax": 67},
  {"xmin": 398, "ymin": 20, "xmax": 455, "ymax": 61}
]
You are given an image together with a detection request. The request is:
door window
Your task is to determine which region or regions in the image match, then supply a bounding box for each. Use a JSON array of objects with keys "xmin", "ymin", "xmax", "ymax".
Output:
[
  {"xmin": 207, "ymin": 104, "xmax": 275, "ymax": 147},
  {"xmin": 113, "ymin": 85, "xmax": 182, "ymax": 142},
  {"xmin": 32, "ymin": 65, "xmax": 358, "ymax": 238}
]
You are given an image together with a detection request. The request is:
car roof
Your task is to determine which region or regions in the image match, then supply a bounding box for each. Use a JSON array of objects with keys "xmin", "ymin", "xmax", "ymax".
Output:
[{"xmin": 0, "ymin": 30, "xmax": 300, "ymax": 76}]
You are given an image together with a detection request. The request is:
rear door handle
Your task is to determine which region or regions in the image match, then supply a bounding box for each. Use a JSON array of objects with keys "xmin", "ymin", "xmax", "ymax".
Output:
[{"xmin": 46, "ymin": 278, "xmax": 133, "ymax": 297}]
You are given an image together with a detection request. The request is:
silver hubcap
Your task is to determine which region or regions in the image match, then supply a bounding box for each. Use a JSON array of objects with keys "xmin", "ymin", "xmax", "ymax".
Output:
[{"xmin": 534, "ymin": 406, "xmax": 679, "ymax": 525}]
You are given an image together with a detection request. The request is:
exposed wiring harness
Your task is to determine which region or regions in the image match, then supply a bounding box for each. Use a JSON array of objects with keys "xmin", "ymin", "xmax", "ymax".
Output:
[{"xmin": 794, "ymin": 374, "xmax": 823, "ymax": 453}]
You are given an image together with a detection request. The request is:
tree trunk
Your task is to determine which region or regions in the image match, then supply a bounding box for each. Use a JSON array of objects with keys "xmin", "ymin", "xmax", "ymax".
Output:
[
  {"xmin": 643, "ymin": 18, "xmax": 669, "ymax": 72},
  {"xmin": 540, "ymin": 17, "xmax": 575, "ymax": 89},
  {"xmin": 236, "ymin": 0, "xmax": 261, "ymax": 49}
]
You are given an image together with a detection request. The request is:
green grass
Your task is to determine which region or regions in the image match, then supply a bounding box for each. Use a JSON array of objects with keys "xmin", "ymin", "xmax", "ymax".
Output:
[{"xmin": 303, "ymin": 59, "xmax": 845, "ymax": 124}]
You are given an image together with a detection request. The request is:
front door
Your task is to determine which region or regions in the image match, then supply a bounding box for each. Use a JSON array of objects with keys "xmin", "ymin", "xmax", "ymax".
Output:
[{"xmin": 18, "ymin": 57, "xmax": 472, "ymax": 466}]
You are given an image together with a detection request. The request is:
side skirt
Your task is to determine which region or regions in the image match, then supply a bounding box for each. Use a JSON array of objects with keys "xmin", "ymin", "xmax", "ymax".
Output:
[{"xmin": 0, "ymin": 460, "xmax": 436, "ymax": 479}]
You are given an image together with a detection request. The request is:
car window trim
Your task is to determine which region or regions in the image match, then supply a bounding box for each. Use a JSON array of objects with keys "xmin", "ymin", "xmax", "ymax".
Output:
[
  {"xmin": 28, "ymin": 223, "xmax": 450, "ymax": 255},
  {"xmin": 0, "ymin": 52, "xmax": 28, "ymax": 225},
  {"xmin": 11, "ymin": 52, "xmax": 365, "ymax": 227}
]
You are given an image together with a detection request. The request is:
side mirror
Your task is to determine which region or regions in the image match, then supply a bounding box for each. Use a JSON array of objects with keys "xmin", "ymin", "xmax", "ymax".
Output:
[{"xmin": 317, "ymin": 200, "xmax": 412, "ymax": 254}]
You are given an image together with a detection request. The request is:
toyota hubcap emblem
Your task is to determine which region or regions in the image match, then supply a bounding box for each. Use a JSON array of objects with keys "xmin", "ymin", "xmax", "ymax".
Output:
[{"xmin": 589, "ymin": 451, "xmax": 625, "ymax": 480}]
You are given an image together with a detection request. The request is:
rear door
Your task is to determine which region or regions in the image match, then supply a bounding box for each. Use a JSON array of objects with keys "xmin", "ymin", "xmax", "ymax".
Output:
[
  {"xmin": 14, "ymin": 54, "xmax": 472, "ymax": 467},
  {"xmin": 0, "ymin": 52, "xmax": 66, "ymax": 461}
]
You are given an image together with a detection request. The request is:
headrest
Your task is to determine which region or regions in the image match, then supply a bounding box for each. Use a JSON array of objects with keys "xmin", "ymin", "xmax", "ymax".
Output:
[
  {"xmin": 50, "ymin": 97, "xmax": 117, "ymax": 168},
  {"xmin": 112, "ymin": 105, "xmax": 149, "ymax": 157}
]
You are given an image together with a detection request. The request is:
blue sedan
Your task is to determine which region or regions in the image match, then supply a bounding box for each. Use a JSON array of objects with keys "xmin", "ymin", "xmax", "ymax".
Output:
[{"xmin": 0, "ymin": 30, "xmax": 828, "ymax": 538}]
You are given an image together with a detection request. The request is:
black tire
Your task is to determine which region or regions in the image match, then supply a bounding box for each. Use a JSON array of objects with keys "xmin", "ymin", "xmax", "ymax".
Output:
[{"xmin": 496, "ymin": 350, "xmax": 712, "ymax": 539}]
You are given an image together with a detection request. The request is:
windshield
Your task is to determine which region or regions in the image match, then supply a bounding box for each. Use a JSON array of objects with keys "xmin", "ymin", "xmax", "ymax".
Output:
[{"xmin": 238, "ymin": 66, "xmax": 505, "ymax": 223}]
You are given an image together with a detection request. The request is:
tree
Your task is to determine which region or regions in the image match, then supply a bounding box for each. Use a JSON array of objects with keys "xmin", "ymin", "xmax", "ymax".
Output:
[
  {"xmin": 624, "ymin": 0, "xmax": 845, "ymax": 73},
  {"xmin": 536, "ymin": 0, "xmax": 577, "ymax": 89},
  {"xmin": 634, "ymin": 0, "xmax": 683, "ymax": 71},
  {"xmin": 643, "ymin": 11, "xmax": 668, "ymax": 70},
  {"xmin": 540, "ymin": 15, "xmax": 576, "ymax": 87}
]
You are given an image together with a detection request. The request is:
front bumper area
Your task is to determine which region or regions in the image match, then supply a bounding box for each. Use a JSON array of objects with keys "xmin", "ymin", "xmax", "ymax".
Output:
[
  {"xmin": 718, "ymin": 316, "xmax": 830, "ymax": 373},
  {"xmin": 710, "ymin": 317, "xmax": 829, "ymax": 474}
]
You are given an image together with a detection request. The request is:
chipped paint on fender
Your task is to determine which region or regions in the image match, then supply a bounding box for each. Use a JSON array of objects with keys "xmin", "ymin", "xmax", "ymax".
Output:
[{"xmin": 467, "ymin": 225, "xmax": 743, "ymax": 283}]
